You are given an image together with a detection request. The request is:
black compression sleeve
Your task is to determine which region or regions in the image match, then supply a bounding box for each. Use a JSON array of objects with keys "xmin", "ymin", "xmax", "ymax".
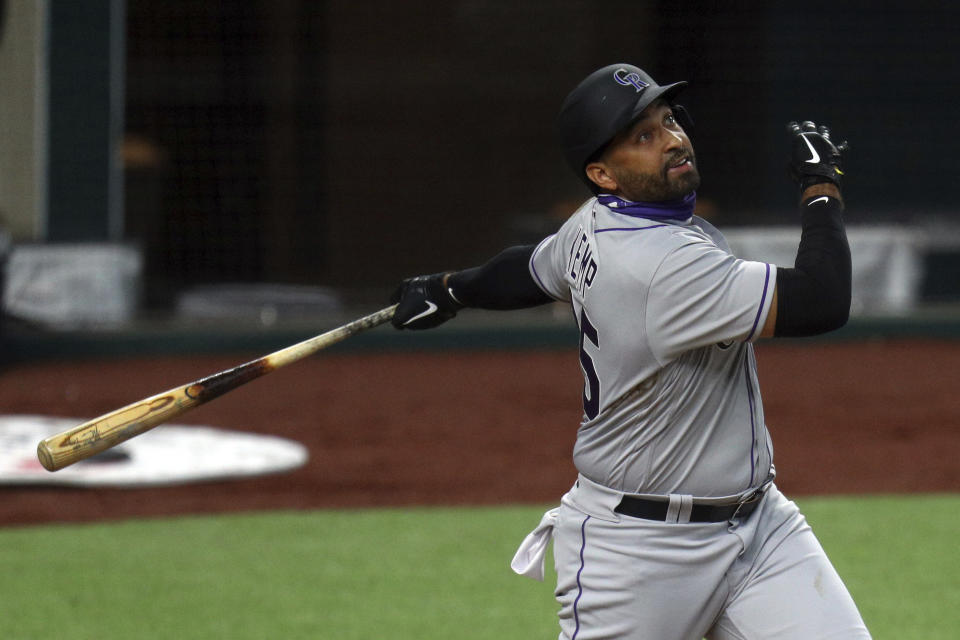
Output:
[
  {"xmin": 446, "ymin": 245, "xmax": 553, "ymax": 310},
  {"xmin": 774, "ymin": 195, "xmax": 851, "ymax": 337}
]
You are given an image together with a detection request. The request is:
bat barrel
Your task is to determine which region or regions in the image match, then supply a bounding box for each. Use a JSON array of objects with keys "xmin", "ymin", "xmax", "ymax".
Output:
[
  {"xmin": 35, "ymin": 304, "xmax": 398, "ymax": 472},
  {"xmin": 36, "ymin": 441, "xmax": 56, "ymax": 471},
  {"xmin": 37, "ymin": 430, "xmax": 116, "ymax": 471}
]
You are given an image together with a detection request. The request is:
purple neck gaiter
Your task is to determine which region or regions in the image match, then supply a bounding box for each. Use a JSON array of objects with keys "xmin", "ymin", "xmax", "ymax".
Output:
[{"xmin": 596, "ymin": 191, "xmax": 696, "ymax": 221}]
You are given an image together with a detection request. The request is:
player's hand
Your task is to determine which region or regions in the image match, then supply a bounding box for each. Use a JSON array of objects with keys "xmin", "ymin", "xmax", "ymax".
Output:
[
  {"xmin": 787, "ymin": 121, "xmax": 848, "ymax": 190},
  {"xmin": 390, "ymin": 272, "xmax": 463, "ymax": 330}
]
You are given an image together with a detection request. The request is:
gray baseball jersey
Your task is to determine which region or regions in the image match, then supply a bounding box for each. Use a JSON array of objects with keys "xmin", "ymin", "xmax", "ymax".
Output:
[
  {"xmin": 530, "ymin": 197, "xmax": 776, "ymax": 498},
  {"xmin": 514, "ymin": 196, "xmax": 870, "ymax": 639}
]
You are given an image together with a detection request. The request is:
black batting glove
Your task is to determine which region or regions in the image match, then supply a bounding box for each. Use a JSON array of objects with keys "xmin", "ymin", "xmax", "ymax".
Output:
[
  {"xmin": 787, "ymin": 120, "xmax": 848, "ymax": 190},
  {"xmin": 390, "ymin": 272, "xmax": 463, "ymax": 330}
]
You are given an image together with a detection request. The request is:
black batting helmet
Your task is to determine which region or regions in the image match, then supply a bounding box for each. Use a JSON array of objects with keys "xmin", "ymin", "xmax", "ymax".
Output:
[{"xmin": 557, "ymin": 64, "xmax": 688, "ymax": 190}]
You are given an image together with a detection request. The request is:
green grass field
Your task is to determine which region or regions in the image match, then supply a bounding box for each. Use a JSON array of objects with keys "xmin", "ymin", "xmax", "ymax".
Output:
[{"xmin": 1, "ymin": 495, "xmax": 957, "ymax": 639}]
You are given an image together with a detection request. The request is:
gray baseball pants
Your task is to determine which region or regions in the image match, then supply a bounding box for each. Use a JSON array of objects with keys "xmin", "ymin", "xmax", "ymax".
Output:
[{"xmin": 550, "ymin": 475, "xmax": 871, "ymax": 639}]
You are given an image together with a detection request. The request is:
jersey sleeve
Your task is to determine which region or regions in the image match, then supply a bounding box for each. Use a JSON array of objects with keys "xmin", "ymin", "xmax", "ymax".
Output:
[
  {"xmin": 646, "ymin": 231, "xmax": 775, "ymax": 364},
  {"xmin": 529, "ymin": 233, "xmax": 572, "ymax": 302}
]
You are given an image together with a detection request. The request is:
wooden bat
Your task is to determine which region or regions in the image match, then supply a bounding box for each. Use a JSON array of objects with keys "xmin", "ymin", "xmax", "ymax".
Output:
[{"xmin": 36, "ymin": 304, "xmax": 398, "ymax": 472}]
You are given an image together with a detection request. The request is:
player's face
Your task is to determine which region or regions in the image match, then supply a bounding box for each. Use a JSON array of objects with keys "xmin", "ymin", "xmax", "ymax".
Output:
[{"xmin": 587, "ymin": 101, "xmax": 700, "ymax": 202}]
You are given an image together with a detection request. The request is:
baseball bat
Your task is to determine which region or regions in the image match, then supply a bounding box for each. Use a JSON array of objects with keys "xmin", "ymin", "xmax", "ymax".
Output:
[{"xmin": 36, "ymin": 304, "xmax": 398, "ymax": 472}]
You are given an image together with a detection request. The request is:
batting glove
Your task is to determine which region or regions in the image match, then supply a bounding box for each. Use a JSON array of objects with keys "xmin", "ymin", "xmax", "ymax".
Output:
[
  {"xmin": 787, "ymin": 120, "xmax": 848, "ymax": 190},
  {"xmin": 390, "ymin": 272, "xmax": 463, "ymax": 330}
]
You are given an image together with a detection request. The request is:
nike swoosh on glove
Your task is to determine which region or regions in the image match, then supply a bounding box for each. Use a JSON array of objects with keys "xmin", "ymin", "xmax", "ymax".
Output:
[
  {"xmin": 787, "ymin": 120, "xmax": 848, "ymax": 190},
  {"xmin": 390, "ymin": 272, "xmax": 463, "ymax": 330}
]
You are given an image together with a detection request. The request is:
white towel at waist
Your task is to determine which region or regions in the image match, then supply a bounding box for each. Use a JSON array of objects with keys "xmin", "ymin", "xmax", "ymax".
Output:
[{"xmin": 510, "ymin": 507, "xmax": 559, "ymax": 581}]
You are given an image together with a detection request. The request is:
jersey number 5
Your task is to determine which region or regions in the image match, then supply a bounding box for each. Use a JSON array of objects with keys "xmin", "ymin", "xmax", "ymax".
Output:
[{"xmin": 578, "ymin": 308, "xmax": 601, "ymax": 420}]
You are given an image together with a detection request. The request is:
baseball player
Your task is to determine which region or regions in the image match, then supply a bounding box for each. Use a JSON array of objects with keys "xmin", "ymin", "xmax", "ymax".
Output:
[{"xmin": 390, "ymin": 63, "xmax": 870, "ymax": 639}]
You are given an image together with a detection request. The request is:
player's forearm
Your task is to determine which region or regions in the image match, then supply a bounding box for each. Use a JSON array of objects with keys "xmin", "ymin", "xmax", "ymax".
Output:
[
  {"xmin": 389, "ymin": 245, "xmax": 551, "ymax": 331},
  {"xmin": 446, "ymin": 245, "xmax": 553, "ymax": 310},
  {"xmin": 800, "ymin": 182, "xmax": 842, "ymax": 205},
  {"xmin": 773, "ymin": 193, "xmax": 851, "ymax": 337}
]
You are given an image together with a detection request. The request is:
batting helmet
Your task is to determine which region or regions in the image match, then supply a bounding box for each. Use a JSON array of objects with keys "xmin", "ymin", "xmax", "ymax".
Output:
[{"xmin": 557, "ymin": 64, "xmax": 688, "ymax": 190}]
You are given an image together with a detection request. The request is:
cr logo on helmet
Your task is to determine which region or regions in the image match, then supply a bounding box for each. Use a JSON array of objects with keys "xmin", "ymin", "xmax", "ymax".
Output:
[{"xmin": 614, "ymin": 68, "xmax": 649, "ymax": 92}]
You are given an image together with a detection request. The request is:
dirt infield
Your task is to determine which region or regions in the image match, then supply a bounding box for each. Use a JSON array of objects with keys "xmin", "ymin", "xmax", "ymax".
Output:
[{"xmin": 1, "ymin": 339, "xmax": 958, "ymax": 525}]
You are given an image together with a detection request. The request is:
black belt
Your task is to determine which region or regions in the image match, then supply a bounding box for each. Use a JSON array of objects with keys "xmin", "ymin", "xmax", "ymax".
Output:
[{"xmin": 614, "ymin": 490, "xmax": 764, "ymax": 523}]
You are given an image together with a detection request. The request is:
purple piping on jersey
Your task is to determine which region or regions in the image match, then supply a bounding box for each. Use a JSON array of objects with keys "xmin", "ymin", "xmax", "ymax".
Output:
[
  {"xmin": 529, "ymin": 256, "xmax": 550, "ymax": 295},
  {"xmin": 744, "ymin": 263, "xmax": 771, "ymax": 341},
  {"xmin": 572, "ymin": 515, "xmax": 591, "ymax": 640},
  {"xmin": 595, "ymin": 224, "xmax": 670, "ymax": 234},
  {"xmin": 597, "ymin": 191, "xmax": 696, "ymax": 221},
  {"xmin": 529, "ymin": 241, "xmax": 565, "ymax": 302},
  {"xmin": 743, "ymin": 357, "xmax": 757, "ymax": 486}
]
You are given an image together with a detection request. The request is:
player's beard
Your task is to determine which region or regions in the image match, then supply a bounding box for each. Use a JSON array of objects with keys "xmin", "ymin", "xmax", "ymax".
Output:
[{"xmin": 611, "ymin": 151, "xmax": 700, "ymax": 202}]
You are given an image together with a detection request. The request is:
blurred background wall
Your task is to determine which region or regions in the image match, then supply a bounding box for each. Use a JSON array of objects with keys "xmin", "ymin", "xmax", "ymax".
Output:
[
  {"xmin": 2, "ymin": 0, "xmax": 959, "ymax": 318},
  {"xmin": 0, "ymin": 0, "xmax": 45, "ymax": 240}
]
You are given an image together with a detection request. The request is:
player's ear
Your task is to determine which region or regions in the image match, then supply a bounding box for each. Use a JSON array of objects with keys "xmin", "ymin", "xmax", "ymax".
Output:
[{"xmin": 585, "ymin": 161, "xmax": 618, "ymax": 192}]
